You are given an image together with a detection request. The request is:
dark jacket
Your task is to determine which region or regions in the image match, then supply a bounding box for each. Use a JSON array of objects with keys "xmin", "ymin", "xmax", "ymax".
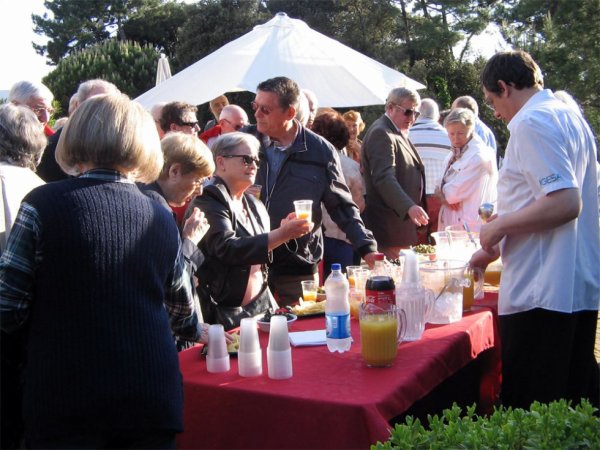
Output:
[
  {"xmin": 36, "ymin": 128, "xmax": 70, "ymax": 182},
  {"xmin": 248, "ymin": 123, "xmax": 377, "ymax": 276},
  {"xmin": 361, "ymin": 114, "xmax": 427, "ymax": 247},
  {"xmin": 191, "ymin": 178, "xmax": 271, "ymax": 309}
]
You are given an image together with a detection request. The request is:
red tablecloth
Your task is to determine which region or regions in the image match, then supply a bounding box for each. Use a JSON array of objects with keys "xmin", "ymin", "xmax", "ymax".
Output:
[{"xmin": 177, "ymin": 296, "xmax": 499, "ymax": 450}]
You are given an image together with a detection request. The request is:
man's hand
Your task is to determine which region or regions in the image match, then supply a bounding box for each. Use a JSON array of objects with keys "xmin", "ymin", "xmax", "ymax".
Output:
[
  {"xmin": 408, "ymin": 205, "xmax": 429, "ymax": 227},
  {"xmin": 362, "ymin": 252, "xmax": 378, "ymax": 269}
]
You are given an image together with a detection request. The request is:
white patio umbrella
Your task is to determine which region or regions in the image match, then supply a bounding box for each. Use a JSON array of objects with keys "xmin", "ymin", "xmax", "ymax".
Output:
[
  {"xmin": 136, "ymin": 12, "xmax": 425, "ymax": 108},
  {"xmin": 155, "ymin": 54, "xmax": 172, "ymax": 86}
]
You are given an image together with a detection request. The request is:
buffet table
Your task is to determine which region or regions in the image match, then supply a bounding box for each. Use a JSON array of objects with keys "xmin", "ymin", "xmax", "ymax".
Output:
[{"xmin": 177, "ymin": 293, "xmax": 499, "ymax": 449}]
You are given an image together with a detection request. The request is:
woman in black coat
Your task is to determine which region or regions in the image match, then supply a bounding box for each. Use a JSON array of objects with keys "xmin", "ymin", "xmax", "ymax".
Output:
[{"xmin": 191, "ymin": 132, "xmax": 312, "ymax": 330}]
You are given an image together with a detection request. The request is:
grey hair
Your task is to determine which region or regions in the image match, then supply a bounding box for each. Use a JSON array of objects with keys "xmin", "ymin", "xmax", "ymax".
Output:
[
  {"xmin": 386, "ymin": 87, "xmax": 421, "ymax": 108},
  {"xmin": 452, "ymin": 95, "xmax": 479, "ymax": 117},
  {"xmin": 443, "ymin": 107, "xmax": 476, "ymax": 131},
  {"xmin": 76, "ymin": 79, "xmax": 120, "ymax": 104},
  {"xmin": 0, "ymin": 103, "xmax": 47, "ymax": 170},
  {"xmin": 419, "ymin": 98, "xmax": 440, "ymax": 120},
  {"xmin": 8, "ymin": 80, "xmax": 54, "ymax": 104},
  {"xmin": 295, "ymin": 91, "xmax": 310, "ymax": 126},
  {"xmin": 211, "ymin": 132, "xmax": 260, "ymax": 159}
]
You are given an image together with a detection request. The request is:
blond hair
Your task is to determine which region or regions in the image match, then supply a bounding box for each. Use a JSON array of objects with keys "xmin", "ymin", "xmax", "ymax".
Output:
[
  {"xmin": 56, "ymin": 94, "xmax": 162, "ymax": 182},
  {"xmin": 159, "ymin": 132, "xmax": 215, "ymax": 180}
]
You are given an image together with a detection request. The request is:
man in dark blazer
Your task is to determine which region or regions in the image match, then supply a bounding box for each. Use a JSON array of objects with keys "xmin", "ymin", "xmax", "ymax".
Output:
[{"xmin": 362, "ymin": 87, "xmax": 429, "ymax": 259}]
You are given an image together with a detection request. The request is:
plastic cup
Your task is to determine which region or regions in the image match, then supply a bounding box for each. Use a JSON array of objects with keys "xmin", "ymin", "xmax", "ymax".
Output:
[
  {"xmin": 346, "ymin": 265, "xmax": 362, "ymax": 288},
  {"xmin": 238, "ymin": 318, "xmax": 262, "ymax": 377},
  {"xmin": 249, "ymin": 184, "xmax": 262, "ymax": 200},
  {"xmin": 207, "ymin": 324, "xmax": 230, "ymax": 373},
  {"xmin": 301, "ymin": 280, "xmax": 317, "ymax": 302},
  {"xmin": 293, "ymin": 199, "xmax": 313, "ymax": 221},
  {"xmin": 267, "ymin": 315, "xmax": 292, "ymax": 379}
]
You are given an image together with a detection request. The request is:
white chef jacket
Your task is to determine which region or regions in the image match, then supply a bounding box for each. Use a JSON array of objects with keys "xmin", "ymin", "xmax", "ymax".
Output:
[{"xmin": 497, "ymin": 89, "xmax": 600, "ymax": 315}]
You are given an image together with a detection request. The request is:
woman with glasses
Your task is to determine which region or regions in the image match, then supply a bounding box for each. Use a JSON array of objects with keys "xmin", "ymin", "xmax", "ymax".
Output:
[
  {"xmin": 435, "ymin": 108, "xmax": 498, "ymax": 231},
  {"xmin": 191, "ymin": 132, "xmax": 313, "ymax": 330}
]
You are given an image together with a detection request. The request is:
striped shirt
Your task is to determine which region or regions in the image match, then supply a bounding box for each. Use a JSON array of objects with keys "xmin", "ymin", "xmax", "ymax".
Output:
[{"xmin": 408, "ymin": 119, "xmax": 452, "ymax": 194}]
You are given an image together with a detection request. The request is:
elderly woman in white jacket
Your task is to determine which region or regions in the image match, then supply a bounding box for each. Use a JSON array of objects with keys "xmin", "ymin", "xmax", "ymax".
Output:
[{"xmin": 435, "ymin": 107, "xmax": 498, "ymax": 231}]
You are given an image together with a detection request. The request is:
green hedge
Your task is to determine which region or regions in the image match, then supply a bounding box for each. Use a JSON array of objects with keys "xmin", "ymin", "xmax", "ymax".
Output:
[{"xmin": 372, "ymin": 399, "xmax": 599, "ymax": 449}]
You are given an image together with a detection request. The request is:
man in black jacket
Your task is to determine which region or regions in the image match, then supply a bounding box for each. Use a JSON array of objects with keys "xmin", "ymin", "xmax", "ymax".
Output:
[{"xmin": 248, "ymin": 76, "xmax": 377, "ymax": 305}]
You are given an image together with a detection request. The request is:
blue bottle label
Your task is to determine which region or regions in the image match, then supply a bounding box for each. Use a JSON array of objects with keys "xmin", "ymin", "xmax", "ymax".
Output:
[{"xmin": 326, "ymin": 313, "xmax": 351, "ymax": 339}]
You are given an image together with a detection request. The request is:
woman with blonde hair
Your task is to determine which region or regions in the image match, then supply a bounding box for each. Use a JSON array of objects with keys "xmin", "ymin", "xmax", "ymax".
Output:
[
  {"xmin": 0, "ymin": 94, "xmax": 211, "ymax": 448},
  {"xmin": 343, "ymin": 109, "xmax": 366, "ymax": 164}
]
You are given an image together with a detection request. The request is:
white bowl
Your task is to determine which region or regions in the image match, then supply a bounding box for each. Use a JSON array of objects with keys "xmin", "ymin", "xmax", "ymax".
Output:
[{"xmin": 256, "ymin": 314, "xmax": 297, "ymax": 333}]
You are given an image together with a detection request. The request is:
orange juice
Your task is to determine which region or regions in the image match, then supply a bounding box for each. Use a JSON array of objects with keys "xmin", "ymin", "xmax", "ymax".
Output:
[
  {"xmin": 303, "ymin": 291, "xmax": 317, "ymax": 302},
  {"xmin": 348, "ymin": 276, "xmax": 356, "ymax": 288},
  {"xmin": 298, "ymin": 212, "xmax": 310, "ymax": 220},
  {"xmin": 350, "ymin": 299, "xmax": 360, "ymax": 319},
  {"xmin": 360, "ymin": 315, "xmax": 398, "ymax": 366},
  {"xmin": 463, "ymin": 272, "xmax": 474, "ymax": 311},
  {"xmin": 484, "ymin": 269, "xmax": 501, "ymax": 285}
]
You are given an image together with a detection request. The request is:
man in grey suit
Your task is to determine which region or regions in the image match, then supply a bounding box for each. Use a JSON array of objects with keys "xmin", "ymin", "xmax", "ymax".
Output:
[{"xmin": 362, "ymin": 87, "xmax": 429, "ymax": 259}]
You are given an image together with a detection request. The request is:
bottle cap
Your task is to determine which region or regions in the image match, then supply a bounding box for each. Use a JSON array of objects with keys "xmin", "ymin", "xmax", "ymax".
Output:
[
  {"xmin": 374, "ymin": 252, "xmax": 385, "ymax": 261},
  {"xmin": 331, "ymin": 263, "xmax": 341, "ymax": 271}
]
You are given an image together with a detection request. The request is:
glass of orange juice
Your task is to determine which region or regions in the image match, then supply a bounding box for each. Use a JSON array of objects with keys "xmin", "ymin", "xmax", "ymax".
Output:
[
  {"xmin": 359, "ymin": 303, "xmax": 406, "ymax": 367},
  {"xmin": 293, "ymin": 199, "xmax": 313, "ymax": 221},
  {"xmin": 346, "ymin": 265, "xmax": 362, "ymax": 288},
  {"xmin": 300, "ymin": 280, "xmax": 317, "ymax": 302}
]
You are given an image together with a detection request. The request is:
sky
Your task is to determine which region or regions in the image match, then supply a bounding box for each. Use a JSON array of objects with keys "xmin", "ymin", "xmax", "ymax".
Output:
[
  {"xmin": 0, "ymin": 0, "xmax": 51, "ymax": 91},
  {"xmin": 0, "ymin": 0, "xmax": 510, "ymax": 94}
]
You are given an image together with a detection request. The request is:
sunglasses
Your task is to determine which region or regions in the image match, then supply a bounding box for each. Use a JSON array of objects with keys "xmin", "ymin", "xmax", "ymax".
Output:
[
  {"xmin": 178, "ymin": 120, "xmax": 199, "ymax": 128},
  {"xmin": 222, "ymin": 118, "xmax": 247, "ymax": 131},
  {"xmin": 391, "ymin": 103, "xmax": 420, "ymax": 118},
  {"xmin": 251, "ymin": 101, "xmax": 274, "ymax": 115},
  {"xmin": 222, "ymin": 154, "xmax": 261, "ymax": 167}
]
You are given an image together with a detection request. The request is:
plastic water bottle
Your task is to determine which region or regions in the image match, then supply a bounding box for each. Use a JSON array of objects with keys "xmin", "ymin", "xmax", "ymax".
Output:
[{"xmin": 325, "ymin": 263, "xmax": 352, "ymax": 353}]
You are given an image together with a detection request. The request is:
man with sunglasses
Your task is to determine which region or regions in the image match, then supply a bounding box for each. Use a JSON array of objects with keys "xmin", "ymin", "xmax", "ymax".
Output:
[
  {"xmin": 362, "ymin": 87, "xmax": 429, "ymax": 259},
  {"xmin": 160, "ymin": 101, "xmax": 201, "ymax": 136},
  {"xmin": 247, "ymin": 76, "xmax": 377, "ymax": 305},
  {"xmin": 200, "ymin": 105, "xmax": 249, "ymax": 147}
]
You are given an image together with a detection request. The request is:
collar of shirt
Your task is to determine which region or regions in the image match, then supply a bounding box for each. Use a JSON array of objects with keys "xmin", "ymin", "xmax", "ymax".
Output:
[{"xmin": 79, "ymin": 168, "xmax": 134, "ymax": 184}]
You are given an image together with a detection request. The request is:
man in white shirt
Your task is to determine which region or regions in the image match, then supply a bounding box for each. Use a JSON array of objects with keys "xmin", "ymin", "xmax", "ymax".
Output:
[
  {"xmin": 471, "ymin": 51, "xmax": 599, "ymax": 409},
  {"xmin": 408, "ymin": 98, "xmax": 451, "ymax": 235}
]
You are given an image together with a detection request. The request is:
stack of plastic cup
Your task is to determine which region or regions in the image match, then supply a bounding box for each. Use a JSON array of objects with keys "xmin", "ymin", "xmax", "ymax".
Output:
[
  {"xmin": 238, "ymin": 318, "xmax": 262, "ymax": 377},
  {"xmin": 267, "ymin": 315, "xmax": 293, "ymax": 379},
  {"xmin": 206, "ymin": 324, "xmax": 230, "ymax": 373}
]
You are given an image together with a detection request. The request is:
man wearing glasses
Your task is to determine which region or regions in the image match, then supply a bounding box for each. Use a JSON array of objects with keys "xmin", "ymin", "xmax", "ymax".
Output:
[
  {"xmin": 8, "ymin": 80, "xmax": 55, "ymax": 138},
  {"xmin": 200, "ymin": 105, "xmax": 249, "ymax": 147},
  {"xmin": 160, "ymin": 101, "xmax": 201, "ymax": 136},
  {"xmin": 248, "ymin": 76, "xmax": 377, "ymax": 305},
  {"xmin": 361, "ymin": 87, "xmax": 429, "ymax": 259}
]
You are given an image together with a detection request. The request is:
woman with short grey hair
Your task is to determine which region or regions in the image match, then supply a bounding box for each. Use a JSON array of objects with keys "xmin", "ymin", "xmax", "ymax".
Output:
[
  {"xmin": 191, "ymin": 131, "xmax": 312, "ymax": 330},
  {"xmin": 0, "ymin": 103, "xmax": 46, "ymax": 253},
  {"xmin": 435, "ymin": 107, "xmax": 498, "ymax": 230}
]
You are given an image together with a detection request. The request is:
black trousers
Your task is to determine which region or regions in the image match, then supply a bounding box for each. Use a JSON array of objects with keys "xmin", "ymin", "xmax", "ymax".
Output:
[
  {"xmin": 26, "ymin": 429, "xmax": 176, "ymax": 449},
  {"xmin": 500, "ymin": 308, "xmax": 599, "ymax": 410}
]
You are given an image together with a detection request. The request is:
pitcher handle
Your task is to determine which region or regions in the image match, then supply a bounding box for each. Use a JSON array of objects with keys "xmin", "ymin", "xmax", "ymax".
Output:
[{"xmin": 396, "ymin": 307, "xmax": 407, "ymax": 343}]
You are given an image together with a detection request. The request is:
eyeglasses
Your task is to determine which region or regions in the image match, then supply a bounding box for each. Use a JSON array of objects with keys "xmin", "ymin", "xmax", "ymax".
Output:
[
  {"xmin": 222, "ymin": 118, "xmax": 247, "ymax": 131},
  {"xmin": 251, "ymin": 101, "xmax": 274, "ymax": 115},
  {"xmin": 30, "ymin": 105, "xmax": 55, "ymax": 116},
  {"xmin": 222, "ymin": 154, "xmax": 261, "ymax": 167},
  {"xmin": 391, "ymin": 103, "xmax": 420, "ymax": 118},
  {"xmin": 178, "ymin": 120, "xmax": 199, "ymax": 128}
]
